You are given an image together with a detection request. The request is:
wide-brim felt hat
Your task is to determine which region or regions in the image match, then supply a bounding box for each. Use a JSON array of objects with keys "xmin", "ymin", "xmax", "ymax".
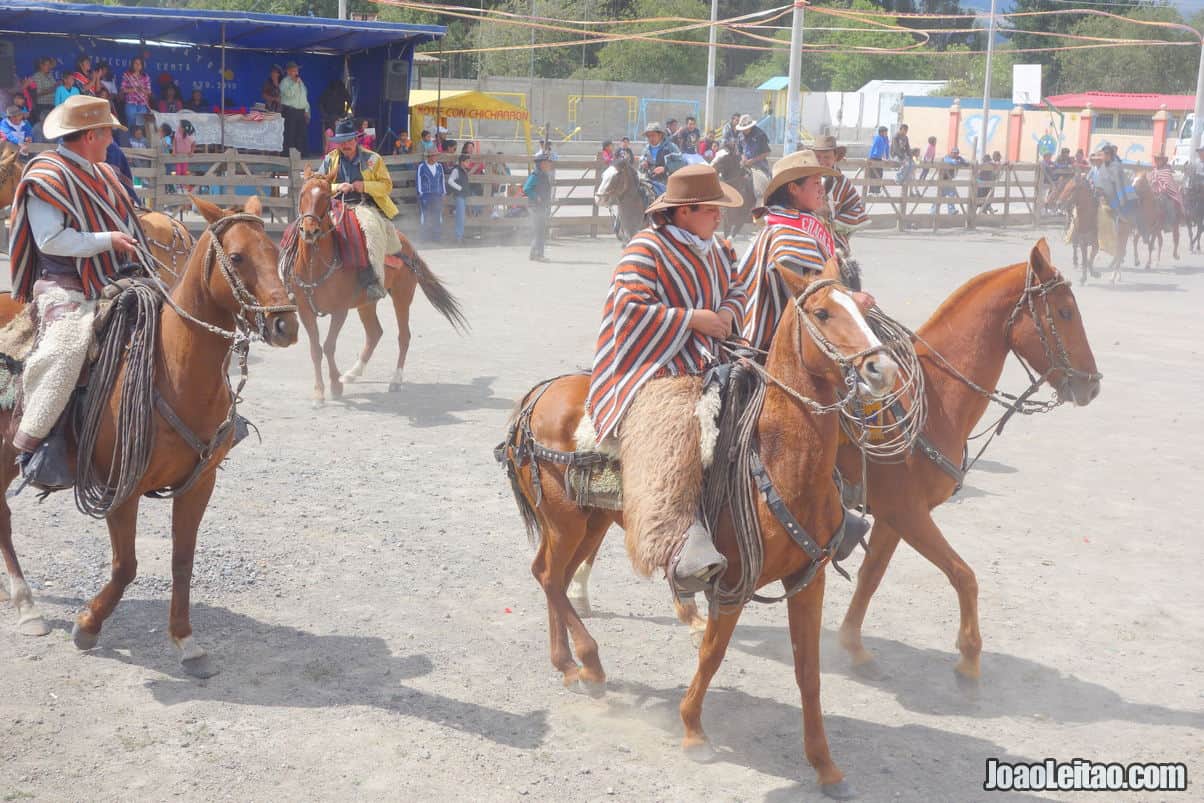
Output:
[
  {"xmin": 645, "ymin": 163, "xmax": 744, "ymax": 213},
  {"xmin": 643, "ymin": 121, "xmax": 666, "ymax": 136},
  {"xmin": 42, "ymin": 95, "xmax": 124, "ymax": 140},
  {"xmin": 761, "ymin": 149, "xmax": 841, "ymax": 202},
  {"xmin": 735, "ymin": 114, "xmax": 758, "ymax": 132},
  {"xmin": 329, "ymin": 116, "xmax": 358, "ymax": 143},
  {"xmin": 807, "ymin": 134, "xmax": 846, "ymax": 161}
]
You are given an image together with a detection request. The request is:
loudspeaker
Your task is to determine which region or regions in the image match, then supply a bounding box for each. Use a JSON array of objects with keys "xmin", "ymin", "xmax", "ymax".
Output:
[
  {"xmin": 0, "ymin": 42, "xmax": 15, "ymax": 90},
  {"xmin": 383, "ymin": 58, "xmax": 410, "ymax": 104}
]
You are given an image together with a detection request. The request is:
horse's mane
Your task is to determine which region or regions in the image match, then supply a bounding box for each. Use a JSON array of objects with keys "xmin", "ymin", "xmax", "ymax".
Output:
[{"xmin": 917, "ymin": 262, "xmax": 1023, "ymax": 338}]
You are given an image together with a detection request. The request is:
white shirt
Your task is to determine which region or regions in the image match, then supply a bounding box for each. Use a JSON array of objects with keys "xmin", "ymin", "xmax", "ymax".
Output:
[{"xmin": 26, "ymin": 146, "xmax": 115, "ymax": 258}]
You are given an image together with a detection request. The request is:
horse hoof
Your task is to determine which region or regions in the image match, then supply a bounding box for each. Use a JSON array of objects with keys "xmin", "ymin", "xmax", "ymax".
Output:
[
  {"xmin": 851, "ymin": 658, "xmax": 888, "ymax": 682},
  {"xmin": 954, "ymin": 667, "xmax": 981, "ymax": 694},
  {"xmin": 72, "ymin": 623, "xmax": 98, "ymax": 651},
  {"xmin": 567, "ymin": 677, "xmax": 606, "ymax": 698},
  {"xmin": 821, "ymin": 780, "xmax": 857, "ymax": 800},
  {"xmin": 181, "ymin": 653, "xmax": 220, "ymax": 679},
  {"xmin": 338, "ymin": 373, "xmax": 358, "ymax": 385},
  {"xmin": 387, "ymin": 383, "xmax": 402, "ymax": 393},
  {"xmin": 567, "ymin": 596, "xmax": 592, "ymax": 618},
  {"xmin": 311, "ymin": 398, "xmax": 325, "ymax": 409},
  {"xmin": 683, "ymin": 739, "xmax": 719, "ymax": 764},
  {"xmin": 18, "ymin": 614, "xmax": 49, "ymax": 637}
]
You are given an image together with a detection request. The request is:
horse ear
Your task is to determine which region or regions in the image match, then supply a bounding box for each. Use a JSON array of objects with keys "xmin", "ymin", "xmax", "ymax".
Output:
[
  {"xmin": 303, "ymin": 165, "xmax": 314, "ymax": 180},
  {"xmin": 243, "ymin": 195, "xmax": 263, "ymax": 217},
  {"xmin": 1030, "ymin": 238, "xmax": 1053, "ymax": 275},
  {"xmin": 820, "ymin": 256, "xmax": 842, "ymax": 283},
  {"xmin": 191, "ymin": 195, "xmax": 225, "ymax": 224},
  {"xmin": 778, "ymin": 265, "xmax": 814, "ymax": 300}
]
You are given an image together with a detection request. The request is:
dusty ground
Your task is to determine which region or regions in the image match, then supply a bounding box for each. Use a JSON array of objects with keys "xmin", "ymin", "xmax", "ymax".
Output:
[{"xmin": 1, "ymin": 225, "xmax": 1201, "ymax": 802}]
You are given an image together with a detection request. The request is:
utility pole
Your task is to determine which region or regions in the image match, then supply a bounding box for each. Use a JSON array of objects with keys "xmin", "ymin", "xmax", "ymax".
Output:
[
  {"xmin": 783, "ymin": 0, "xmax": 804, "ymax": 155},
  {"xmin": 978, "ymin": 0, "xmax": 998, "ymax": 162},
  {"xmin": 703, "ymin": 0, "xmax": 719, "ymax": 136},
  {"xmin": 338, "ymin": 0, "xmax": 347, "ymax": 20},
  {"xmin": 1192, "ymin": 37, "xmax": 1204, "ymax": 162}
]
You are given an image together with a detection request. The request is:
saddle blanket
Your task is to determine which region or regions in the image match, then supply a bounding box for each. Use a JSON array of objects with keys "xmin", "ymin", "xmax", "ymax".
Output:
[{"xmin": 281, "ymin": 201, "xmax": 401, "ymax": 279}]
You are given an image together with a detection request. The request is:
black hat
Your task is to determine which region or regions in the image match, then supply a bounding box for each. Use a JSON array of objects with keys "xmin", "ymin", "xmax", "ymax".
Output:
[{"xmin": 329, "ymin": 117, "xmax": 358, "ymax": 143}]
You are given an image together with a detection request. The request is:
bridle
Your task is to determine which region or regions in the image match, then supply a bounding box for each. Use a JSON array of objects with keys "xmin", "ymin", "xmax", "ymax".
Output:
[
  {"xmin": 280, "ymin": 183, "xmax": 349, "ymax": 316},
  {"xmin": 1004, "ymin": 261, "xmax": 1103, "ymax": 393}
]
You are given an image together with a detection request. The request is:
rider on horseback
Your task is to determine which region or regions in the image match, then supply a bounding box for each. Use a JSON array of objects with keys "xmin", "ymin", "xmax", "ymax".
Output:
[
  {"xmin": 639, "ymin": 121, "xmax": 682, "ymax": 196},
  {"xmin": 8, "ymin": 96, "xmax": 150, "ymax": 473},
  {"xmin": 1089, "ymin": 142, "xmax": 1135, "ymax": 224},
  {"xmin": 317, "ymin": 117, "xmax": 401, "ymax": 301},
  {"xmin": 1149, "ymin": 153, "xmax": 1185, "ymax": 222},
  {"xmin": 587, "ymin": 164, "xmax": 746, "ymax": 595},
  {"xmin": 734, "ymin": 114, "xmax": 771, "ymax": 182},
  {"xmin": 810, "ymin": 135, "xmax": 867, "ymax": 254}
]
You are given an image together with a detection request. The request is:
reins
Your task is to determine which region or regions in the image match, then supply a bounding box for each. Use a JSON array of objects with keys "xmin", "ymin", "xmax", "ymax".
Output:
[{"xmin": 76, "ymin": 212, "xmax": 298, "ymax": 514}]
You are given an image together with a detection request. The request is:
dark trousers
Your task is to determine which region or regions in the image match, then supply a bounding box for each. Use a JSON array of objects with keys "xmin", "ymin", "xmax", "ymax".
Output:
[
  {"xmin": 282, "ymin": 106, "xmax": 307, "ymax": 156},
  {"xmin": 530, "ymin": 205, "xmax": 549, "ymax": 257}
]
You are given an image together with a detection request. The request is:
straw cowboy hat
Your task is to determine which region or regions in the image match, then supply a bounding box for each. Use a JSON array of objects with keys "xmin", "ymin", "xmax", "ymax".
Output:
[
  {"xmin": 41, "ymin": 95, "xmax": 124, "ymax": 140},
  {"xmin": 761, "ymin": 149, "xmax": 841, "ymax": 202},
  {"xmin": 645, "ymin": 163, "xmax": 743, "ymax": 214},
  {"xmin": 807, "ymin": 134, "xmax": 847, "ymax": 161},
  {"xmin": 734, "ymin": 114, "xmax": 758, "ymax": 132}
]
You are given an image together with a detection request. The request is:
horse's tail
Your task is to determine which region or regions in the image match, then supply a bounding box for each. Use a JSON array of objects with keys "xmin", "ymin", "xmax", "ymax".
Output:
[
  {"xmin": 496, "ymin": 379, "xmax": 552, "ymax": 548},
  {"xmin": 404, "ymin": 246, "xmax": 469, "ymax": 334}
]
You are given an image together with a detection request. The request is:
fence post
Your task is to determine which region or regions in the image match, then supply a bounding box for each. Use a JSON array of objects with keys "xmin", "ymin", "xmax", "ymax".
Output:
[
  {"xmin": 591, "ymin": 159, "xmax": 601, "ymax": 238},
  {"xmin": 965, "ymin": 162, "xmax": 976, "ymax": 230},
  {"xmin": 287, "ymin": 148, "xmax": 302, "ymax": 225},
  {"xmin": 1031, "ymin": 161, "xmax": 1040, "ymax": 227}
]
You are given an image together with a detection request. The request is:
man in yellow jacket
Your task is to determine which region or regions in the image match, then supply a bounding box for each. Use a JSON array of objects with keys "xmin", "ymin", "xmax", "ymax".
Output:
[{"xmin": 318, "ymin": 117, "xmax": 401, "ymax": 300}]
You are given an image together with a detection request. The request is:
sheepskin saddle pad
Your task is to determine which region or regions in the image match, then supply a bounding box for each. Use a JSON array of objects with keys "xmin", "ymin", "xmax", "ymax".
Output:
[
  {"xmin": 0, "ymin": 302, "xmax": 37, "ymax": 411},
  {"xmin": 567, "ymin": 381, "xmax": 721, "ymax": 512}
]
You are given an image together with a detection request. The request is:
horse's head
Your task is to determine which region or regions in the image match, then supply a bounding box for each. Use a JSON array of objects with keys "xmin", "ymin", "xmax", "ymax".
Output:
[
  {"xmin": 780, "ymin": 258, "xmax": 898, "ymax": 400},
  {"xmin": 1006, "ymin": 239, "xmax": 1100, "ymax": 406},
  {"xmin": 190, "ymin": 195, "xmax": 299, "ymax": 347},
  {"xmin": 297, "ymin": 170, "xmax": 334, "ymax": 244},
  {"xmin": 596, "ymin": 156, "xmax": 637, "ymax": 206},
  {"xmin": 1053, "ymin": 174, "xmax": 1085, "ymax": 210}
]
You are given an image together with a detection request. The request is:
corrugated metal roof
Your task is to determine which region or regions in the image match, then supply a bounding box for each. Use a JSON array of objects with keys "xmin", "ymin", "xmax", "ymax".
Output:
[{"xmin": 1045, "ymin": 92, "xmax": 1195, "ymax": 112}]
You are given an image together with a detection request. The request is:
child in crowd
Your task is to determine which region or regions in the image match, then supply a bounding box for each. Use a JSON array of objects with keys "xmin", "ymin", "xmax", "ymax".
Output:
[
  {"xmin": 357, "ymin": 119, "xmax": 375, "ymax": 151},
  {"xmin": 128, "ymin": 125, "xmax": 148, "ymax": 149}
]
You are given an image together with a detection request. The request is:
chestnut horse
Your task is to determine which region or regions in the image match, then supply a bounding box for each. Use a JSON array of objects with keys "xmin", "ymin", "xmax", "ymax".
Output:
[
  {"xmin": 1185, "ymin": 169, "xmax": 1204, "ymax": 253},
  {"xmin": 1054, "ymin": 174, "xmax": 1099, "ymax": 284},
  {"xmin": 594, "ymin": 155, "xmax": 647, "ymax": 244},
  {"xmin": 0, "ymin": 196, "xmax": 299, "ymax": 678},
  {"xmin": 1132, "ymin": 173, "xmax": 1179, "ymax": 269},
  {"xmin": 498, "ymin": 261, "xmax": 899, "ymax": 797},
  {"xmin": 568, "ymin": 240, "xmax": 1101, "ymax": 687},
  {"xmin": 284, "ymin": 175, "xmax": 466, "ymax": 406}
]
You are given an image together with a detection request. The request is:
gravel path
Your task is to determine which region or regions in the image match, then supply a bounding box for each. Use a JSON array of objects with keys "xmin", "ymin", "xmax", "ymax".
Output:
[{"xmin": 1, "ymin": 226, "xmax": 1201, "ymax": 802}]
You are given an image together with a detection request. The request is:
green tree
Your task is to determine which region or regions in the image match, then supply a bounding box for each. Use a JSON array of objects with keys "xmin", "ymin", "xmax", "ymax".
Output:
[
  {"xmin": 1051, "ymin": 6, "xmax": 1199, "ymax": 95},
  {"xmin": 930, "ymin": 44, "xmax": 1017, "ymax": 99},
  {"xmin": 582, "ymin": 0, "xmax": 715, "ymax": 84}
]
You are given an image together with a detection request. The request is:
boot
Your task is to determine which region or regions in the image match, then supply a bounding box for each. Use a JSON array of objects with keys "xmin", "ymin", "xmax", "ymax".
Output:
[
  {"xmin": 358, "ymin": 270, "xmax": 387, "ymax": 301},
  {"xmin": 670, "ymin": 520, "xmax": 727, "ymax": 594}
]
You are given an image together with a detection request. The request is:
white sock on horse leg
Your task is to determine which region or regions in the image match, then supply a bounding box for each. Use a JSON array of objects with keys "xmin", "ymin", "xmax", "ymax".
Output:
[{"xmin": 341, "ymin": 359, "xmax": 366, "ymax": 383}]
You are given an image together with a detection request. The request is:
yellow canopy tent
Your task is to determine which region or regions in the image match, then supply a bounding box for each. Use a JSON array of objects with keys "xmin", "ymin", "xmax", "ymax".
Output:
[{"xmin": 408, "ymin": 89, "xmax": 533, "ymax": 158}]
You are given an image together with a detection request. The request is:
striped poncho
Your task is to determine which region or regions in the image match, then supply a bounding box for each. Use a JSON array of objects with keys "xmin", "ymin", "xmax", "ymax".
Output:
[
  {"xmin": 736, "ymin": 207, "xmax": 832, "ymax": 352},
  {"xmin": 9, "ymin": 150, "xmax": 147, "ymax": 303},
  {"xmin": 1149, "ymin": 167, "xmax": 1185, "ymax": 215},
  {"xmin": 588, "ymin": 224, "xmax": 747, "ymax": 442}
]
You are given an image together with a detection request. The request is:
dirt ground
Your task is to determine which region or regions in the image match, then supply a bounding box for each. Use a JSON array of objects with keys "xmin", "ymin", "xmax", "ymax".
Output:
[{"xmin": 1, "ymin": 225, "xmax": 1201, "ymax": 802}]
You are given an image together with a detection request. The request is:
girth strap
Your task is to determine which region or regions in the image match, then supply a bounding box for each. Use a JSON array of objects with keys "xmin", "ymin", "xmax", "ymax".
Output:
[{"xmin": 746, "ymin": 447, "xmax": 851, "ymax": 605}]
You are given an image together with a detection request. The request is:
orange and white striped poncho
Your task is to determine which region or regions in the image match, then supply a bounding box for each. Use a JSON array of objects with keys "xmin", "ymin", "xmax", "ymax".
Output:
[
  {"xmin": 736, "ymin": 208, "xmax": 832, "ymax": 352},
  {"xmin": 588, "ymin": 224, "xmax": 747, "ymax": 442},
  {"xmin": 827, "ymin": 173, "xmax": 868, "ymax": 230},
  {"xmin": 9, "ymin": 150, "xmax": 146, "ymax": 303}
]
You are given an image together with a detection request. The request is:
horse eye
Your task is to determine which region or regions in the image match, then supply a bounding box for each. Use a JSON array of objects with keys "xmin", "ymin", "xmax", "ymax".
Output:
[
  {"xmin": 229, "ymin": 252, "xmax": 243, "ymax": 265},
  {"xmin": 813, "ymin": 308, "xmax": 830, "ymax": 322},
  {"xmin": 1059, "ymin": 307, "xmax": 1073, "ymax": 321}
]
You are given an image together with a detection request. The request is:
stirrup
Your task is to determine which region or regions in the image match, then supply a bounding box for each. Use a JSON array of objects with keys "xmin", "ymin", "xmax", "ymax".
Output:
[{"xmin": 670, "ymin": 521, "xmax": 727, "ymax": 595}]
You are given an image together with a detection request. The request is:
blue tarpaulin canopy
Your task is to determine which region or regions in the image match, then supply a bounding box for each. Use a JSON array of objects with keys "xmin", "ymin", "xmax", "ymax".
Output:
[
  {"xmin": 0, "ymin": 1, "xmax": 445, "ymax": 152},
  {"xmin": 0, "ymin": 0, "xmax": 443, "ymax": 54}
]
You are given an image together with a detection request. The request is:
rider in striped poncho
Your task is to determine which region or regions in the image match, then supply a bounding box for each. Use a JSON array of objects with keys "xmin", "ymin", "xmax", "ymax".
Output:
[
  {"xmin": 587, "ymin": 164, "xmax": 747, "ymax": 594},
  {"xmin": 810, "ymin": 135, "xmax": 868, "ymax": 253},
  {"xmin": 8, "ymin": 97, "xmax": 148, "ymax": 465}
]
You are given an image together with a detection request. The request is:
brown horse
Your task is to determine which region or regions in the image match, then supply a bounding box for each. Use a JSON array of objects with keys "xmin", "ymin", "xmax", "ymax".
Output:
[
  {"xmin": 284, "ymin": 175, "xmax": 466, "ymax": 406},
  {"xmin": 1132, "ymin": 173, "xmax": 1178, "ymax": 269},
  {"xmin": 594, "ymin": 155, "xmax": 647, "ymax": 244},
  {"xmin": 568, "ymin": 240, "xmax": 1101, "ymax": 687},
  {"xmin": 498, "ymin": 260, "xmax": 898, "ymax": 797},
  {"xmin": 0, "ymin": 143, "xmax": 20, "ymax": 210},
  {"xmin": 710, "ymin": 147, "xmax": 757, "ymax": 238},
  {"xmin": 0, "ymin": 196, "xmax": 299, "ymax": 678},
  {"xmin": 1054, "ymin": 174, "xmax": 1099, "ymax": 284}
]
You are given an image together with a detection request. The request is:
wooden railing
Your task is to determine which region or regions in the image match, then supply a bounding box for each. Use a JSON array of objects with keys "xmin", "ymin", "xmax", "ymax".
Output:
[{"xmin": 14, "ymin": 145, "xmax": 1067, "ymax": 240}]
